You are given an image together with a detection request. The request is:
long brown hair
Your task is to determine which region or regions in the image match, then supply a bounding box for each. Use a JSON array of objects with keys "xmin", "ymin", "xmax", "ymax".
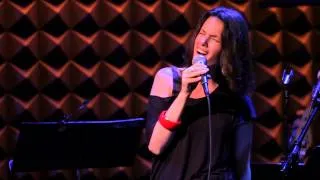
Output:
[{"xmin": 183, "ymin": 6, "xmax": 255, "ymax": 95}]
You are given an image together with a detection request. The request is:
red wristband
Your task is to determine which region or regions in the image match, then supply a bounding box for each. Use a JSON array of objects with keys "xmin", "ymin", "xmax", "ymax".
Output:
[{"xmin": 158, "ymin": 111, "xmax": 181, "ymax": 131}]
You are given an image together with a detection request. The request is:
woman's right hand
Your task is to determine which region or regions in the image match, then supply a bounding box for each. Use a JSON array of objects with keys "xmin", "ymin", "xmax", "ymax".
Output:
[{"xmin": 179, "ymin": 63, "xmax": 209, "ymax": 95}]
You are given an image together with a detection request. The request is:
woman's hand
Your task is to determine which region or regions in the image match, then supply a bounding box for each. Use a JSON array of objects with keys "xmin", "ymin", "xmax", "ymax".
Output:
[{"xmin": 179, "ymin": 63, "xmax": 209, "ymax": 95}]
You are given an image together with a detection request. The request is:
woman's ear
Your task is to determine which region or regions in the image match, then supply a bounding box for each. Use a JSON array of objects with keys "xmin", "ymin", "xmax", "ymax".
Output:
[
  {"xmin": 218, "ymin": 59, "xmax": 225, "ymax": 76},
  {"xmin": 221, "ymin": 66, "xmax": 226, "ymax": 76}
]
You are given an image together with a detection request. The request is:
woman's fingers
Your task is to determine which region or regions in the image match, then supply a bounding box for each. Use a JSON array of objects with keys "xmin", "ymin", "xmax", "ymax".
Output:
[
  {"xmin": 183, "ymin": 69, "xmax": 208, "ymax": 78},
  {"xmin": 185, "ymin": 76, "xmax": 202, "ymax": 83},
  {"xmin": 183, "ymin": 65, "xmax": 209, "ymax": 78},
  {"xmin": 179, "ymin": 64, "xmax": 209, "ymax": 93}
]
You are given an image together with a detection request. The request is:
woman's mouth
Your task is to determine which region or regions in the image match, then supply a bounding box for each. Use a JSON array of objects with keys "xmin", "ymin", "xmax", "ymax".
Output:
[{"xmin": 196, "ymin": 50, "xmax": 207, "ymax": 56}]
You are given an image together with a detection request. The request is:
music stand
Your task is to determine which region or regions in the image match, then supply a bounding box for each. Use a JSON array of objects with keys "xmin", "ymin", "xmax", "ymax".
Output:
[{"xmin": 11, "ymin": 118, "xmax": 145, "ymax": 174}]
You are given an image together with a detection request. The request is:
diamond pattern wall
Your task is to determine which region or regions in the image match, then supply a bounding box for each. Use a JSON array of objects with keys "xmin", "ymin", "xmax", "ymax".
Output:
[{"xmin": 0, "ymin": 0, "xmax": 320, "ymax": 179}]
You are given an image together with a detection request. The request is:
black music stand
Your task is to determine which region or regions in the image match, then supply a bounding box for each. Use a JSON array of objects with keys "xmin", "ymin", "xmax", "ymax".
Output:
[{"xmin": 11, "ymin": 118, "xmax": 145, "ymax": 175}]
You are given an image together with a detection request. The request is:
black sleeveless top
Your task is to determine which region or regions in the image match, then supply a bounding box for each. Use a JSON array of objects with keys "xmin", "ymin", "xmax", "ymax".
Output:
[{"xmin": 146, "ymin": 67, "xmax": 255, "ymax": 180}]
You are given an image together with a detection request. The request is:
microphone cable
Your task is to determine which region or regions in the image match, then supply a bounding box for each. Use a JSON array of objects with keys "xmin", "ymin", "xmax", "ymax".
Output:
[
  {"xmin": 206, "ymin": 94, "xmax": 212, "ymax": 180},
  {"xmin": 193, "ymin": 54, "xmax": 212, "ymax": 179}
]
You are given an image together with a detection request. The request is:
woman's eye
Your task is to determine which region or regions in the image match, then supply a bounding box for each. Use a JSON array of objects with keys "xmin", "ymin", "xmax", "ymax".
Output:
[
  {"xmin": 209, "ymin": 37, "xmax": 220, "ymax": 43},
  {"xmin": 209, "ymin": 37, "xmax": 216, "ymax": 41}
]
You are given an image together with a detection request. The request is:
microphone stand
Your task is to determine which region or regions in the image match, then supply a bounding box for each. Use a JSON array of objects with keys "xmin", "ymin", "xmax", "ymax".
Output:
[
  {"xmin": 282, "ymin": 83, "xmax": 290, "ymax": 154},
  {"xmin": 280, "ymin": 99, "xmax": 320, "ymax": 178},
  {"xmin": 282, "ymin": 68, "xmax": 294, "ymax": 154},
  {"xmin": 58, "ymin": 99, "xmax": 89, "ymax": 132},
  {"xmin": 58, "ymin": 99, "xmax": 89, "ymax": 180},
  {"xmin": 57, "ymin": 112, "xmax": 72, "ymax": 132}
]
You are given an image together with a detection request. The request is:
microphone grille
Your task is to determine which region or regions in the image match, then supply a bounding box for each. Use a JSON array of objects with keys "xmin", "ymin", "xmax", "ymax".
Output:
[{"xmin": 192, "ymin": 55, "xmax": 207, "ymax": 65}]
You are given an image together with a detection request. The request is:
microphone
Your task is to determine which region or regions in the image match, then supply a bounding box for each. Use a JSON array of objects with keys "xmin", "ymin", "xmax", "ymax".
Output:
[
  {"xmin": 192, "ymin": 54, "xmax": 209, "ymax": 96},
  {"xmin": 78, "ymin": 99, "xmax": 89, "ymax": 111},
  {"xmin": 58, "ymin": 99, "xmax": 90, "ymax": 132},
  {"xmin": 282, "ymin": 68, "xmax": 294, "ymax": 86}
]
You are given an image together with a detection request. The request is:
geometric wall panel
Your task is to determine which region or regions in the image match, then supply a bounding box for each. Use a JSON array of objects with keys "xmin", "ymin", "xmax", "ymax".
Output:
[{"xmin": 0, "ymin": 0, "xmax": 320, "ymax": 179}]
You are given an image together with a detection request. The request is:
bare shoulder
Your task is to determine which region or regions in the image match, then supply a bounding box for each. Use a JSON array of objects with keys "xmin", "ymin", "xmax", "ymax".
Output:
[{"xmin": 150, "ymin": 67, "xmax": 174, "ymax": 97}]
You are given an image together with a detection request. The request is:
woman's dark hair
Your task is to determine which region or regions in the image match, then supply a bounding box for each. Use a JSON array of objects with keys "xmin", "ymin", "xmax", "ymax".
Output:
[{"xmin": 183, "ymin": 6, "xmax": 255, "ymax": 95}]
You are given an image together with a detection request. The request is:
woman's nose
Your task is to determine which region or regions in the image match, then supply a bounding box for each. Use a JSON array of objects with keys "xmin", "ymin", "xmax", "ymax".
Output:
[{"xmin": 200, "ymin": 36, "xmax": 208, "ymax": 46}]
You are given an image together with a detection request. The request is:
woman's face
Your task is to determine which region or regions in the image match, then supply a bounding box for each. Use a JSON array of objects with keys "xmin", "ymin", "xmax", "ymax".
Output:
[{"xmin": 193, "ymin": 16, "xmax": 224, "ymax": 65}]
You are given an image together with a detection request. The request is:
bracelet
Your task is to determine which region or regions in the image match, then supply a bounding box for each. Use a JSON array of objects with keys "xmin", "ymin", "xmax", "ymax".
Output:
[{"xmin": 158, "ymin": 111, "xmax": 181, "ymax": 131}]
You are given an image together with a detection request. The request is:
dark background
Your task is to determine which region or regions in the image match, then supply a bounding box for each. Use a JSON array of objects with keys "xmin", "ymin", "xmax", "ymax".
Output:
[{"xmin": 1, "ymin": 0, "xmax": 320, "ymax": 179}]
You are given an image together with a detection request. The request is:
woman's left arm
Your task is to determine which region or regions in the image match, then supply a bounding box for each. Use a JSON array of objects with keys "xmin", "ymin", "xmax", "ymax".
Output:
[
  {"xmin": 234, "ymin": 95, "xmax": 256, "ymax": 180},
  {"xmin": 234, "ymin": 116, "xmax": 253, "ymax": 180}
]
